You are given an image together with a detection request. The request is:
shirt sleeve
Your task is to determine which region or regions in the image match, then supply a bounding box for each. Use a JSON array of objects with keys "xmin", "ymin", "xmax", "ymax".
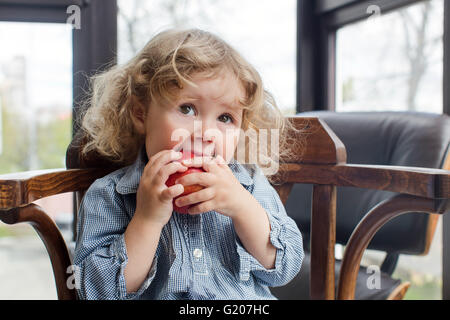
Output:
[
  {"xmin": 73, "ymin": 178, "xmax": 157, "ymax": 300},
  {"xmin": 235, "ymin": 165, "xmax": 304, "ymax": 287}
]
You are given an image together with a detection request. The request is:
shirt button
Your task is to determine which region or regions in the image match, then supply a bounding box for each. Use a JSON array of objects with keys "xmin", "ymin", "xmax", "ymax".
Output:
[{"xmin": 193, "ymin": 248, "xmax": 203, "ymax": 258}]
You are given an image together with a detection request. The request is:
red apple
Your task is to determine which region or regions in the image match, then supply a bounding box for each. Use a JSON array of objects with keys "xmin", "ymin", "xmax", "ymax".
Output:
[{"xmin": 165, "ymin": 151, "xmax": 206, "ymax": 214}]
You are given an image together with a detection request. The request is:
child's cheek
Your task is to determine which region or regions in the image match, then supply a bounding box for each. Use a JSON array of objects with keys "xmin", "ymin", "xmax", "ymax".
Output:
[{"xmin": 223, "ymin": 129, "xmax": 240, "ymax": 159}]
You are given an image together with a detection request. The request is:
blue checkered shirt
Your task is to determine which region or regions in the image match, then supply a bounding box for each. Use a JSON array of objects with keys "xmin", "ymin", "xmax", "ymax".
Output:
[{"xmin": 74, "ymin": 148, "xmax": 304, "ymax": 300}]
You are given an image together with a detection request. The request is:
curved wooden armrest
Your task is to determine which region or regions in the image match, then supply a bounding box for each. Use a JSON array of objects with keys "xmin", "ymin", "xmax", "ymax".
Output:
[
  {"xmin": 337, "ymin": 194, "xmax": 450, "ymax": 299},
  {"xmin": 0, "ymin": 168, "xmax": 113, "ymax": 210},
  {"xmin": 278, "ymin": 163, "xmax": 450, "ymax": 199},
  {"xmin": 0, "ymin": 168, "xmax": 115, "ymax": 301}
]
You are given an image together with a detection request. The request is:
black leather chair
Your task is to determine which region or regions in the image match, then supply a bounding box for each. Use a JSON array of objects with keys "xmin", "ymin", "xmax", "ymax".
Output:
[{"xmin": 270, "ymin": 111, "xmax": 450, "ymax": 300}]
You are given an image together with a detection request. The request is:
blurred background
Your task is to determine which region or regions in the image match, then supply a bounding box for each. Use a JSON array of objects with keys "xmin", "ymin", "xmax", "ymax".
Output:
[{"xmin": 0, "ymin": 0, "xmax": 447, "ymax": 299}]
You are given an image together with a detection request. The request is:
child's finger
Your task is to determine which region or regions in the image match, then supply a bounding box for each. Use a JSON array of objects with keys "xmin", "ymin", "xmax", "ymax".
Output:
[
  {"xmin": 187, "ymin": 199, "xmax": 215, "ymax": 215},
  {"xmin": 213, "ymin": 154, "xmax": 227, "ymax": 165},
  {"xmin": 146, "ymin": 150, "xmax": 183, "ymax": 179},
  {"xmin": 174, "ymin": 187, "xmax": 215, "ymax": 208},
  {"xmin": 175, "ymin": 171, "xmax": 213, "ymax": 187},
  {"xmin": 181, "ymin": 156, "xmax": 215, "ymax": 169},
  {"xmin": 180, "ymin": 156, "xmax": 224, "ymax": 174},
  {"xmin": 148, "ymin": 149, "xmax": 180, "ymax": 169},
  {"xmin": 160, "ymin": 184, "xmax": 184, "ymax": 201},
  {"xmin": 157, "ymin": 161, "xmax": 187, "ymax": 185}
]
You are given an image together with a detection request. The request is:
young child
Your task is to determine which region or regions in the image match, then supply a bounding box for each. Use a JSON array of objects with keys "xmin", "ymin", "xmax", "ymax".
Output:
[{"xmin": 74, "ymin": 28, "xmax": 304, "ymax": 300}]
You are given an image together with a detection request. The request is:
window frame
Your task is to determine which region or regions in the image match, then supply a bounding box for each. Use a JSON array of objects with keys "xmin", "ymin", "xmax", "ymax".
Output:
[
  {"xmin": 297, "ymin": 0, "xmax": 449, "ymax": 115},
  {"xmin": 0, "ymin": 0, "xmax": 118, "ymax": 135},
  {"xmin": 0, "ymin": 0, "xmax": 83, "ymax": 22}
]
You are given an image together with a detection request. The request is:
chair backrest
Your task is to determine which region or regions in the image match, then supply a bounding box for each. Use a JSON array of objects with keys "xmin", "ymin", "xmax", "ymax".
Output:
[
  {"xmin": 66, "ymin": 130, "xmax": 124, "ymax": 170},
  {"xmin": 285, "ymin": 111, "xmax": 450, "ymax": 255}
]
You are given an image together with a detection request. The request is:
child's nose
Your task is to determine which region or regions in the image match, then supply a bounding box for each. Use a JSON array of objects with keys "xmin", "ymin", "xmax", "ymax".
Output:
[
  {"xmin": 193, "ymin": 119, "xmax": 219, "ymax": 142},
  {"xmin": 203, "ymin": 126, "xmax": 223, "ymax": 146}
]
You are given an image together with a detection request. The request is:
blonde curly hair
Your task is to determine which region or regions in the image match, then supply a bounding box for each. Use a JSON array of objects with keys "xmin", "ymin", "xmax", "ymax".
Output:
[{"xmin": 79, "ymin": 28, "xmax": 305, "ymax": 183}]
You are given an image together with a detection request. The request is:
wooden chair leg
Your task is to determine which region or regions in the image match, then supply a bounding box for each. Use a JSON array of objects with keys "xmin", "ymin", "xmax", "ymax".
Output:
[
  {"xmin": 0, "ymin": 204, "xmax": 77, "ymax": 300},
  {"xmin": 310, "ymin": 184, "xmax": 337, "ymax": 299}
]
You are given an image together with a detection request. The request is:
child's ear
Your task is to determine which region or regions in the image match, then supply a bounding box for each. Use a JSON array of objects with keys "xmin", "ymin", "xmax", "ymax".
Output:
[{"xmin": 130, "ymin": 102, "xmax": 147, "ymax": 135}]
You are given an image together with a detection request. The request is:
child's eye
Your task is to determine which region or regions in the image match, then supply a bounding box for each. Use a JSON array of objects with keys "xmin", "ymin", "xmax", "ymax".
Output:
[
  {"xmin": 179, "ymin": 103, "xmax": 195, "ymax": 116},
  {"xmin": 218, "ymin": 114, "xmax": 233, "ymax": 124}
]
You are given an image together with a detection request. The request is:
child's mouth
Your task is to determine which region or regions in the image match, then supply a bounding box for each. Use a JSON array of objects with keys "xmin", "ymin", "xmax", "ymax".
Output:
[
  {"xmin": 172, "ymin": 141, "xmax": 216, "ymax": 158},
  {"xmin": 178, "ymin": 147, "xmax": 216, "ymax": 158}
]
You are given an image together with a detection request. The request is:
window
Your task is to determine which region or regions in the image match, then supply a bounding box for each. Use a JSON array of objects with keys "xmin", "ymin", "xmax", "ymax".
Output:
[
  {"xmin": 0, "ymin": 21, "xmax": 73, "ymax": 172},
  {"xmin": 117, "ymin": 0, "xmax": 297, "ymax": 115},
  {"xmin": 331, "ymin": 0, "xmax": 445, "ymax": 300},
  {"xmin": 0, "ymin": 0, "xmax": 117, "ymax": 299},
  {"xmin": 336, "ymin": 0, "xmax": 444, "ymax": 113},
  {"xmin": 0, "ymin": 21, "xmax": 73, "ymax": 299}
]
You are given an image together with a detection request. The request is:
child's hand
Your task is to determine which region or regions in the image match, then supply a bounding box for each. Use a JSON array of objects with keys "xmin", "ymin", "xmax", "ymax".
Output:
[
  {"xmin": 135, "ymin": 150, "xmax": 188, "ymax": 227},
  {"xmin": 173, "ymin": 155, "xmax": 249, "ymax": 217}
]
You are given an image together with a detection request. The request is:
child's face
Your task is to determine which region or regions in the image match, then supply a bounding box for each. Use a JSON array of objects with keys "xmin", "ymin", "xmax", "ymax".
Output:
[{"xmin": 135, "ymin": 71, "xmax": 246, "ymax": 163}]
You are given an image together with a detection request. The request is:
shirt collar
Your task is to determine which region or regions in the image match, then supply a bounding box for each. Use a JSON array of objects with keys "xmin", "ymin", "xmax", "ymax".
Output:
[
  {"xmin": 116, "ymin": 147, "xmax": 148, "ymax": 195},
  {"xmin": 116, "ymin": 148, "xmax": 254, "ymax": 195},
  {"xmin": 228, "ymin": 157, "xmax": 254, "ymax": 186}
]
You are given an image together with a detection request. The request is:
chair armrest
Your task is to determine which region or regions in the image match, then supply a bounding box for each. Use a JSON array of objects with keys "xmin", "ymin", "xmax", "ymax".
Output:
[
  {"xmin": 337, "ymin": 194, "xmax": 449, "ymax": 299},
  {"xmin": 279, "ymin": 163, "xmax": 450, "ymax": 198},
  {"xmin": 0, "ymin": 168, "xmax": 113, "ymax": 210}
]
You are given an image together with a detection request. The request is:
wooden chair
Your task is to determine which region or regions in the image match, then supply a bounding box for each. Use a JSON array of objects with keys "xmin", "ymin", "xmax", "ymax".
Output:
[
  {"xmin": 0, "ymin": 116, "xmax": 449, "ymax": 300},
  {"xmin": 272, "ymin": 111, "xmax": 450, "ymax": 299}
]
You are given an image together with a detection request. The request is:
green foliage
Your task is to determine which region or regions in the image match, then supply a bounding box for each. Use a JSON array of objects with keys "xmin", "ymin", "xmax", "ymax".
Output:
[
  {"xmin": 0, "ymin": 108, "xmax": 30, "ymax": 173},
  {"xmin": 0, "ymin": 105, "xmax": 72, "ymax": 174},
  {"xmin": 342, "ymin": 77, "xmax": 355, "ymax": 103},
  {"xmin": 36, "ymin": 115, "xmax": 72, "ymax": 170},
  {"xmin": 393, "ymin": 267, "xmax": 442, "ymax": 300},
  {"xmin": 0, "ymin": 224, "xmax": 13, "ymax": 238},
  {"xmin": 404, "ymin": 280, "xmax": 441, "ymax": 300}
]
